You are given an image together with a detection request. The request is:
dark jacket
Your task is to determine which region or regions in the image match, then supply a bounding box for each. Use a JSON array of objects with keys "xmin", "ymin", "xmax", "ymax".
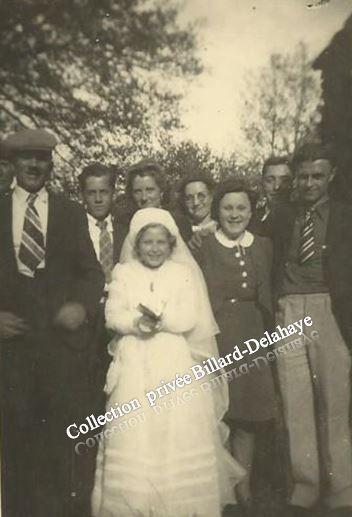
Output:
[
  {"xmin": 0, "ymin": 192, "xmax": 104, "ymax": 516},
  {"xmin": 272, "ymin": 200, "xmax": 352, "ymax": 349},
  {"xmin": 197, "ymin": 233, "xmax": 274, "ymax": 330}
]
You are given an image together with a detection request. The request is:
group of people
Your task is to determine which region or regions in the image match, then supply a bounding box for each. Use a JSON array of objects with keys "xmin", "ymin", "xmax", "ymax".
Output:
[{"xmin": 1, "ymin": 128, "xmax": 352, "ymax": 517}]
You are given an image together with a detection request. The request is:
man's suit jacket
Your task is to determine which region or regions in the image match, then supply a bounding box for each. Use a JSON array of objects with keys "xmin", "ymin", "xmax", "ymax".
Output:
[
  {"xmin": 112, "ymin": 215, "xmax": 129, "ymax": 264},
  {"xmin": 86, "ymin": 213, "xmax": 129, "ymax": 395},
  {"xmin": 0, "ymin": 192, "xmax": 105, "ymax": 418},
  {"xmin": 272, "ymin": 200, "xmax": 352, "ymax": 350}
]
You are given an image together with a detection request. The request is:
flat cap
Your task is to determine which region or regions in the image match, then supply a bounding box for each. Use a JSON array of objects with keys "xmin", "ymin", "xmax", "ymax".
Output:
[{"xmin": 3, "ymin": 129, "xmax": 57, "ymax": 153}]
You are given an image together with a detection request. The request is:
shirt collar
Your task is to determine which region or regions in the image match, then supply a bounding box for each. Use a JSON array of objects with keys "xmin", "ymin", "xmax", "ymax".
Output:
[
  {"xmin": 13, "ymin": 184, "xmax": 48, "ymax": 203},
  {"xmin": 88, "ymin": 212, "xmax": 113, "ymax": 231},
  {"xmin": 300, "ymin": 196, "xmax": 329, "ymax": 220},
  {"xmin": 192, "ymin": 218, "xmax": 217, "ymax": 233},
  {"xmin": 215, "ymin": 229, "xmax": 254, "ymax": 248}
]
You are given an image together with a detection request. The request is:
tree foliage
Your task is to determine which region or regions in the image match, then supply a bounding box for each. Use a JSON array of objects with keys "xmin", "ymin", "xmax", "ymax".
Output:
[
  {"xmin": 240, "ymin": 42, "xmax": 322, "ymax": 163},
  {"xmin": 0, "ymin": 0, "xmax": 201, "ymax": 184}
]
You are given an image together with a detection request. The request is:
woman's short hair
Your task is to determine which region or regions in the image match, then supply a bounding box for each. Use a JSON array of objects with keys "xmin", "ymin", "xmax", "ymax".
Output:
[
  {"xmin": 126, "ymin": 160, "xmax": 168, "ymax": 203},
  {"xmin": 211, "ymin": 179, "xmax": 257, "ymax": 222},
  {"xmin": 134, "ymin": 223, "xmax": 177, "ymax": 258}
]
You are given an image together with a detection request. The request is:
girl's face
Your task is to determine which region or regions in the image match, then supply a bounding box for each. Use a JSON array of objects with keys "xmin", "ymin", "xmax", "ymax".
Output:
[
  {"xmin": 218, "ymin": 192, "xmax": 252, "ymax": 240},
  {"xmin": 137, "ymin": 226, "xmax": 172, "ymax": 269}
]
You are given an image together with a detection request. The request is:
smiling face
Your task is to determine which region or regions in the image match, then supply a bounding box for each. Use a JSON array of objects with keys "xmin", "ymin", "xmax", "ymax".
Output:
[
  {"xmin": 82, "ymin": 175, "xmax": 115, "ymax": 221},
  {"xmin": 296, "ymin": 159, "xmax": 334, "ymax": 206},
  {"xmin": 132, "ymin": 174, "xmax": 162, "ymax": 209},
  {"xmin": 136, "ymin": 225, "xmax": 173, "ymax": 269},
  {"xmin": 262, "ymin": 164, "xmax": 292, "ymax": 204},
  {"xmin": 184, "ymin": 181, "xmax": 213, "ymax": 224},
  {"xmin": 14, "ymin": 150, "xmax": 53, "ymax": 193},
  {"xmin": 218, "ymin": 191, "xmax": 252, "ymax": 240}
]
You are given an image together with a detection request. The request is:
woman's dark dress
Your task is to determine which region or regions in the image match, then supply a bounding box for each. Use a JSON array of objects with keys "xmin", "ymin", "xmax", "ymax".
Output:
[{"xmin": 198, "ymin": 232, "xmax": 276, "ymax": 423}]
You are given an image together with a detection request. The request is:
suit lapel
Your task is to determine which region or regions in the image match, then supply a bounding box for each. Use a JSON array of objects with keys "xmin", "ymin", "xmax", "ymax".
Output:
[
  {"xmin": 46, "ymin": 194, "xmax": 65, "ymax": 265},
  {"xmin": 326, "ymin": 201, "xmax": 339, "ymax": 249},
  {"xmin": 0, "ymin": 195, "xmax": 17, "ymax": 273},
  {"xmin": 112, "ymin": 216, "xmax": 127, "ymax": 264}
]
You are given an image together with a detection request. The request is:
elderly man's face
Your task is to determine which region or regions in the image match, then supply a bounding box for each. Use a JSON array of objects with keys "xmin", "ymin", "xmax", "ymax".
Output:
[
  {"xmin": 262, "ymin": 164, "xmax": 292, "ymax": 204},
  {"xmin": 15, "ymin": 150, "xmax": 52, "ymax": 193},
  {"xmin": 184, "ymin": 181, "xmax": 213, "ymax": 224},
  {"xmin": 0, "ymin": 160, "xmax": 14, "ymax": 193}
]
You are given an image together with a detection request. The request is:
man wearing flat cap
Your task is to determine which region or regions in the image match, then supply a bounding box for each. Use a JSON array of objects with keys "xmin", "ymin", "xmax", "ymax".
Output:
[{"xmin": 0, "ymin": 128, "xmax": 104, "ymax": 516}]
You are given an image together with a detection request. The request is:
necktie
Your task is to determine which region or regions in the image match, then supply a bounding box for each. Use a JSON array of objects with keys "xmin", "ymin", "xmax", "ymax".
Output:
[
  {"xmin": 19, "ymin": 193, "xmax": 45, "ymax": 272},
  {"xmin": 298, "ymin": 209, "xmax": 315, "ymax": 264},
  {"xmin": 97, "ymin": 219, "xmax": 113, "ymax": 283}
]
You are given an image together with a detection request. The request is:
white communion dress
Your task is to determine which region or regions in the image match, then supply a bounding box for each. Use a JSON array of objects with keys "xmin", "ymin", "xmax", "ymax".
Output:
[{"xmin": 92, "ymin": 259, "xmax": 244, "ymax": 517}]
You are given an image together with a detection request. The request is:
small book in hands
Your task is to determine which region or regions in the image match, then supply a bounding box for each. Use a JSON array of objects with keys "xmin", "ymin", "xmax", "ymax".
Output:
[{"xmin": 137, "ymin": 303, "xmax": 162, "ymax": 322}]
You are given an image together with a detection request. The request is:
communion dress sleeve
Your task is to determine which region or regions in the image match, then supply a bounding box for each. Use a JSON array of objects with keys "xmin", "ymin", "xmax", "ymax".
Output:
[
  {"xmin": 162, "ymin": 263, "xmax": 197, "ymax": 334},
  {"xmin": 105, "ymin": 263, "xmax": 139, "ymax": 335}
]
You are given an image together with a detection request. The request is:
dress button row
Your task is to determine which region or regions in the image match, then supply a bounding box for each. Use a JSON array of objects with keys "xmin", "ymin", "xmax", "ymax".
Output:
[
  {"xmin": 242, "ymin": 271, "xmax": 247, "ymax": 278},
  {"xmin": 242, "ymin": 282, "xmax": 247, "ymax": 288},
  {"xmin": 239, "ymin": 260, "xmax": 245, "ymax": 266},
  {"xmin": 229, "ymin": 298, "xmax": 237, "ymax": 304},
  {"xmin": 235, "ymin": 252, "xmax": 241, "ymax": 258}
]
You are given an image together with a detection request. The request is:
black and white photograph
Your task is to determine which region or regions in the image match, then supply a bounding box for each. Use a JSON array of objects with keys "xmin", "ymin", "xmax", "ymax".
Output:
[{"xmin": 1, "ymin": 1, "xmax": 352, "ymax": 516}]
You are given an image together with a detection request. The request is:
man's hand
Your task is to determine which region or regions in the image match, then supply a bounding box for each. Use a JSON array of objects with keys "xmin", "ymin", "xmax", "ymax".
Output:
[
  {"xmin": 54, "ymin": 302, "xmax": 87, "ymax": 332},
  {"xmin": 0, "ymin": 311, "xmax": 29, "ymax": 340},
  {"xmin": 188, "ymin": 232, "xmax": 203, "ymax": 253}
]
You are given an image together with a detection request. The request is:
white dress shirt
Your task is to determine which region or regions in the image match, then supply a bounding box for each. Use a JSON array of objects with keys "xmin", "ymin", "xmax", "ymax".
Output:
[
  {"xmin": 87, "ymin": 213, "xmax": 114, "ymax": 261},
  {"xmin": 12, "ymin": 185, "xmax": 49, "ymax": 277}
]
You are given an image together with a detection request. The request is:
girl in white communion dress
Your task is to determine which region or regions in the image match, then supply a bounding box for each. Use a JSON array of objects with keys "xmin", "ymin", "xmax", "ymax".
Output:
[{"xmin": 91, "ymin": 208, "xmax": 244, "ymax": 517}]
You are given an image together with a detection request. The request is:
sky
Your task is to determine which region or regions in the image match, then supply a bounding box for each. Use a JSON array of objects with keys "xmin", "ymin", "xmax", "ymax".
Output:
[{"xmin": 178, "ymin": 0, "xmax": 352, "ymax": 154}]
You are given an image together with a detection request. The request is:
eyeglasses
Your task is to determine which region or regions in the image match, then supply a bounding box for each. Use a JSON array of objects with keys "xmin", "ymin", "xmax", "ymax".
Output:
[{"xmin": 184, "ymin": 193, "xmax": 208, "ymax": 204}]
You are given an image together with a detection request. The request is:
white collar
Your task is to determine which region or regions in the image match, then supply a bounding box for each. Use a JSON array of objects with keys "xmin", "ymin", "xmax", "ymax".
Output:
[
  {"xmin": 215, "ymin": 229, "xmax": 254, "ymax": 248},
  {"xmin": 88, "ymin": 213, "xmax": 113, "ymax": 231},
  {"xmin": 13, "ymin": 185, "xmax": 48, "ymax": 203}
]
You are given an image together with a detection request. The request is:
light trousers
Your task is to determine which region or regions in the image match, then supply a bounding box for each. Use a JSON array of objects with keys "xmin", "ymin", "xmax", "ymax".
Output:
[{"xmin": 276, "ymin": 293, "xmax": 352, "ymax": 508}]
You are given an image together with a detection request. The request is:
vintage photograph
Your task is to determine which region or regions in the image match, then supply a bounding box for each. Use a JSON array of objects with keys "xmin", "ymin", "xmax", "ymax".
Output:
[{"xmin": 1, "ymin": 0, "xmax": 352, "ymax": 516}]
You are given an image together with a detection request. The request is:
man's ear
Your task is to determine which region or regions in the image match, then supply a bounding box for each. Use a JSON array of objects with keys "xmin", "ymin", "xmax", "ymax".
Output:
[{"xmin": 328, "ymin": 165, "xmax": 336, "ymax": 184}]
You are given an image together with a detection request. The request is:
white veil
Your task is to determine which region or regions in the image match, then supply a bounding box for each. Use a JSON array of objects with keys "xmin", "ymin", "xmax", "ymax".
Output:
[{"xmin": 120, "ymin": 208, "xmax": 230, "ymax": 425}]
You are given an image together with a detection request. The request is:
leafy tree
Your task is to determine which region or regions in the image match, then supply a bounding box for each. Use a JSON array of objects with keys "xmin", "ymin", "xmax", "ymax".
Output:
[
  {"xmin": 0, "ymin": 0, "xmax": 201, "ymax": 192},
  {"xmin": 240, "ymin": 42, "xmax": 322, "ymax": 164}
]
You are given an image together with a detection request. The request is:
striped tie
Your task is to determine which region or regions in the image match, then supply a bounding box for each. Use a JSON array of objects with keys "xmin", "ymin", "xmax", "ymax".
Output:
[
  {"xmin": 19, "ymin": 193, "xmax": 45, "ymax": 272},
  {"xmin": 97, "ymin": 219, "xmax": 113, "ymax": 283},
  {"xmin": 298, "ymin": 209, "xmax": 315, "ymax": 264}
]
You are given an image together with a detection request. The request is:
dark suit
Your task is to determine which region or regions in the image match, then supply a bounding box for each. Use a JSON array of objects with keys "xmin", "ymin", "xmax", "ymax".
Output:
[
  {"xmin": 0, "ymin": 193, "xmax": 104, "ymax": 517},
  {"xmin": 86, "ymin": 213, "xmax": 129, "ymax": 397},
  {"xmin": 272, "ymin": 200, "xmax": 352, "ymax": 350}
]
